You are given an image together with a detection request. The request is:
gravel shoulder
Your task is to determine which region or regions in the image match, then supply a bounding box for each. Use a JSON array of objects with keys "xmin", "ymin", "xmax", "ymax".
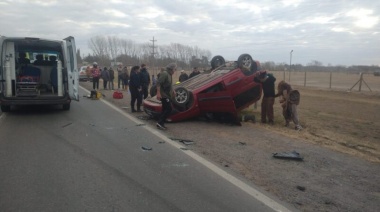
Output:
[{"xmin": 80, "ymin": 82, "xmax": 380, "ymax": 212}]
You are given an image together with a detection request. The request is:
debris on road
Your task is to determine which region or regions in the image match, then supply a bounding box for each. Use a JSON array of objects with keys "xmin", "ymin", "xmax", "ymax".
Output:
[
  {"xmin": 137, "ymin": 116, "xmax": 152, "ymax": 120},
  {"xmin": 180, "ymin": 147, "xmax": 189, "ymax": 151},
  {"xmin": 170, "ymin": 137, "xmax": 195, "ymax": 145},
  {"xmin": 297, "ymin": 185, "xmax": 306, "ymax": 191},
  {"xmin": 273, "ymin": 150, "xmax": 304, "ymax": 161},
  {"xmin": 61, "ymin": 123, "xmax": 72, "ymax": 128},
  {"xmin": 239, "ymin": 142, "xmax": 246, "ymax": 145},
  {"xmin": 158, "ymin": 141, "xmax": 165, "ymax": 144},
  {"xmin": 141, "ymin": 146, "xmax": 152, "ymax": 151},
  {"xmin": 136, "ymin": 123, "xmax": 146, "ymax": 127}
]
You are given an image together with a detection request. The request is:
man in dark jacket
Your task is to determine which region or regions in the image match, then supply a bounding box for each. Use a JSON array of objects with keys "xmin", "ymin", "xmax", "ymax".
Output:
[
  {"xmin": 254, "ymin": 70, "xmax": 276, "ymax": 124},
  {"xmin": 129, "ymin": 66, "xmax": 142, "ymax": 112},
  {"xmin": 139, "ymin": 64, "xmax": 151, "ymax": 99},
  {"xmin": 179, "ymin": 70, "xmax": 189, "ymax": 82},
  {"xmin": 108, "ymin": 67, "xmax": 115, "ymax": 90},
  {"xmin": 101, "ymin": 67, "xmax": 110, "ymax": 90},
  {"xmin": 189, "ymin": 67, "xmax": 200, "ymax": 78}
]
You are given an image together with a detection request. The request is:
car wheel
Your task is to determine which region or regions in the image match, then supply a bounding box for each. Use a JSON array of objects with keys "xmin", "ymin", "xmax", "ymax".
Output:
[
  {"xmin": 1, "ymin": 105, "xmax": 11, "ymax": 112},
  {"xmin": 63, "ymin": 103, "xmax": 70, "ymax": 111},
  {"xmin": 211, "ymin": 55, "xmax": 225, "ymax": 70},
  {"xmin": 237, "ymin": 53, "xmax": 257, "ymax": 73},
  {"xmin": 174, "ymin": 87, "xmax": 190, "ymax": 107}
]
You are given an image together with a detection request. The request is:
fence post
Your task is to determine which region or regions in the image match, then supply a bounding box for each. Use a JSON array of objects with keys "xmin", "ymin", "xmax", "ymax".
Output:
[
  {"xmin": 329, "ymin": 71, "xmax": 332, "ymax": 89},
  {"xmin": 304, "ymin": 71, "xmax": 307, "ymax": 87},
  {"xmin": 358, "ymin": 72, "xmax": 363, "ymax": 92},
  {"xmin": 283, "ymin": 68, "xmax": 286, "ymax": 81}
]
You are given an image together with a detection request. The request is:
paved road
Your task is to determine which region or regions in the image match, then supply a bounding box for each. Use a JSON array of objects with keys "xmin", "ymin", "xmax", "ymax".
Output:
[{"xmin": 0, "ymin": 87, "xmax": 292, "ymax": 212}]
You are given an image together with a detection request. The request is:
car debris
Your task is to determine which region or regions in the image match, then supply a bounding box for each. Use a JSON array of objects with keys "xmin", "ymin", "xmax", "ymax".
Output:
[
  {"xmin": 135, "ymin": 123, "xmax": 146, "ymax": 126},
  {"xmin": 61, "ymin": 123, "xmax": 72, "ymax": 128},
  {"xmin": 141, "ymin": 146, "xmax": 152, "ymax": 151},
  {"xmin": 137, "ymin": 116, "xmax": 152, "ymax": 120},
  {"xmin": 297, "ymin": 185, "xmax": 306, "ymax": 191},
  {"xmin": 238, "ymin": 141, "xmax": 247, "ymax": 145},
  {"xmin": 272, "ymin": 150, "xmax": 304, "ymax": 161},
  {"xmin": 170, "ymin": 138, "xmax": 195, "ymax": 145}
]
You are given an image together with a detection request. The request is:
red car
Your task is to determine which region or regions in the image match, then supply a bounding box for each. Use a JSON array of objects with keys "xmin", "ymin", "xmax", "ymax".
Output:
[{"xmin": 143, "ymin": 53, "xmax": 262, "ymax": 124}]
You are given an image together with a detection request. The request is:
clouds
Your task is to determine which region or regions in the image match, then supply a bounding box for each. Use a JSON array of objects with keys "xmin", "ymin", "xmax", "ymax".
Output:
[{"xmin": 0, "ymin": 0, "xmax": 379, "ymax": 66}]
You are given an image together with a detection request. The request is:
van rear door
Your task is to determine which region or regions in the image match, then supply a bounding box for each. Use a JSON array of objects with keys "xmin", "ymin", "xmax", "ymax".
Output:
[{"xmin": 64, "ymin": 36, "xmax": 79, "ymax": 101}]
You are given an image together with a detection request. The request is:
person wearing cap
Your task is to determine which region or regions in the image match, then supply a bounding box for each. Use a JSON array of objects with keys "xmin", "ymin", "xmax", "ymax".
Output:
[
  {"xmin": 179, "ymin": 70, "xmax": 189, "ymax": 82},
  {"xmin": 254, "ymin": 68, "xmax": 276, "ymax": 124},
  {"xmin": 189, "ymin": 67, "xmax": 200, "ymax": 79},
  {"xmin": 156, "ymin": 63, "xmax": 177, "ymax": 130},
  {"xmin": 91, "ymin": 62, "xmax": 101, "ymax": 90}
]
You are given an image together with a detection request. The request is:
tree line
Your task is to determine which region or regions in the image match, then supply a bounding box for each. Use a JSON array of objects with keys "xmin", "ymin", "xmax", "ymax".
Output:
[
  {"xmin": 77, "ymin": 35, "xmax": 211, "ymax": 70},
  {"xmin": 77, "ymin": 35, "xmax": 379, "ymax": 74}
]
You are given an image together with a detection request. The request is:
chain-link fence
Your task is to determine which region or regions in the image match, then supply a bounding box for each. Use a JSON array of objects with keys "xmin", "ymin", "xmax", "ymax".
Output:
[{"xmin": 271, "ymin": 71, "xmax": 380, "ymax": 92}]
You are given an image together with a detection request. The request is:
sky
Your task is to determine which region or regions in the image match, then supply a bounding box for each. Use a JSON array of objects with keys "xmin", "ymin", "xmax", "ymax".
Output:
[{"xmin": 0, "ymin": 0, "xmax": 379, "ymax": 66}]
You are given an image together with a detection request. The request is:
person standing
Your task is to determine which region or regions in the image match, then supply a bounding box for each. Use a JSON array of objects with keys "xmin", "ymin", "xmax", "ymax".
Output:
[
  {"xmin": 117, "ymin": 64, "xmax": 124, "ymax": 89},
  {"xmin": 139, "ymin": 64, "xmax": 151, "ymax": 99},
  {"xmin": 108, "ymin": 67, "xmax": 115, "ymax": 90},
  {"xmin": 275, "ymin": 80, "xmax": 302, "ymax": 130},
  {"xmin": 254, "ymin": 70, "xmax": 276, "ymax": 124},
  {"xmin": 91, "ymin": 62, "xmax": 101, "ymax": 90},
  {"xmin": 179, "ymin": 70, "xmax": 189, "ymax": 82},
  {"xmin": 189, "ymin": 67, "xmax": 200, "ymax": 78},
  {"xmin": 129, "ymin": 66, "xmax": 142, "ymax": 112},
  {"xmin": 86, "ymin": 65, "xmax": 92, "ymax": 81},
  {"xmin": 101, "ymin": 67, "xmax": 110, "ymax": 90},
  {"xmin": 156, "ymin": 63, "xmax": 177, "ymax": 130},
  {"xmin": 122, "ymin": 67, "xmax": 130, "ymax": 92}
]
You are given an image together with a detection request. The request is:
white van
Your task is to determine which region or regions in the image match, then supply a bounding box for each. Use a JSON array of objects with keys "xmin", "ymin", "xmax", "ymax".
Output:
[{"xmin": 0, "ymin": 36, "xmax": 79, "ymax": 112}]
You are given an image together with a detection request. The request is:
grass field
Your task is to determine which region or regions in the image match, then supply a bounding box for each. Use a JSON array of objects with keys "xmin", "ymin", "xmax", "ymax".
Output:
[
  {"xmin": 151, "ymin": 70, "xmax": 380, "ymax": 162},
  {"xmin": 243, "ymin": 84, "xmax": 380, "ymax": 163}
]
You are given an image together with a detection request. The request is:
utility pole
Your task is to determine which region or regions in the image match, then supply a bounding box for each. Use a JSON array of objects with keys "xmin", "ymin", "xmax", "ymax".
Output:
[
  {"xmin": 150, "ymin": 36, "xmax": 157, "ymax": 75},
  {"xmin": 289, "ymin": 50, "xmax": 293, "ymax": 82}
]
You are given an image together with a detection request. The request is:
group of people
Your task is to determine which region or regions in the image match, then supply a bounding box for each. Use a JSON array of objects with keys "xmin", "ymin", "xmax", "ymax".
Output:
[
  {"xmin": 254, "ymin": 69, "xmax": 302, "ymax": 130},
  {"xmin": 88, "ymin": 63, "xmax": 130, "ymax": 91},
  {"xmin": 178, "ymin": 67, "xmax": 201, "ymax": 83},
  {"xmin": 128, "ymin": 64, "xmax": 151, "ymax": 112}
]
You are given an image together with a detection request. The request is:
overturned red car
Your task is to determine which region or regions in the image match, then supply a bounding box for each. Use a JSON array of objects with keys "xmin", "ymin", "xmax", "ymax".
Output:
[{"xmin": 143, "ymin": 53, "xmax": 262, "ymax": 124}]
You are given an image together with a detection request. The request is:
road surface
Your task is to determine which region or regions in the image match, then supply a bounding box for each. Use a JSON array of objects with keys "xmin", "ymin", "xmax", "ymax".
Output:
[{"xmin": 0, "ymin": 87, "xmax": 293, "ymax": 212}]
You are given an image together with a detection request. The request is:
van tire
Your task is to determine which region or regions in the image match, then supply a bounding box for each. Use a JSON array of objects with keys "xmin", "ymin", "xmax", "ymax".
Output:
[
  {"xmin": 1, "ymin": 105, "xmax": 11, "ymax": 112},
  {"xmin": 63, "ymin": 104, "xmax": 70, "ymax": 110}
]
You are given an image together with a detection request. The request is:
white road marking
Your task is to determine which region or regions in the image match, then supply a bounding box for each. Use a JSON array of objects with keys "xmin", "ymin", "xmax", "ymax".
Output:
[{"xmin": 80, "ymin": 86, "xmax": 292, "ymax": 212}]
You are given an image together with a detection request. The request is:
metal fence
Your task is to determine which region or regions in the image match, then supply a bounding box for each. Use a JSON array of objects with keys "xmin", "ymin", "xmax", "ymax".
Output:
[{"xmin": 271, "ymin": 71, "xmax": 380, "ymax": 92}]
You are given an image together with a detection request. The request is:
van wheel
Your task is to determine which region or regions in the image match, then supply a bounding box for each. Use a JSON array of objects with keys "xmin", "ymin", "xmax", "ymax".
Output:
[
  {"xmin": 1, "ymin": 105, "xmax": 11, "ymax": 112},
  {"xmin": 63, "ymin": 104, "xmax": 70, "ymax": 111}
]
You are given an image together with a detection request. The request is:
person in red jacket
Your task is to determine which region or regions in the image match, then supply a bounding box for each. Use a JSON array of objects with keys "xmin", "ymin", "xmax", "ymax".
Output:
[{"xmin": 91, "ymin": 62, "xmax": 101, "ymax": 90}]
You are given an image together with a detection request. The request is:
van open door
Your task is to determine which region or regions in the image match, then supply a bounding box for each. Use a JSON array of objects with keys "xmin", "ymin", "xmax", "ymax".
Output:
[{"xmin": 64, "ymin": 36, "xmax": 79, "ymax": 101}]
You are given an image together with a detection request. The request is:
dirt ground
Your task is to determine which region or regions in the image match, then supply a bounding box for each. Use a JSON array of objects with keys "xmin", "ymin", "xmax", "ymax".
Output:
[{"xmin": 80, "ymin": 80, "xmax": 380, "ymax": 212}]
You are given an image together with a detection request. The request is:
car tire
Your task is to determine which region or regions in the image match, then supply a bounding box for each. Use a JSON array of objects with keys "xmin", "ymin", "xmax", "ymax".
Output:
[
  {"xmin": 1, "ymin": 105, "xmax": 11, "ymax": 112},
  {"xmin": 63, "ymin": 103, "xmax": 70, "ymax": 111},
  {"xmin": 174, "ymin": 87, "xmax": 190, "ymax": 107},
  {"xmin": 211, "ymin": 55, "xmax": 225, "ymax": 70},
  {"xmin": 237, "ymin": 53, "xmax": 257, "ymax": 73}
]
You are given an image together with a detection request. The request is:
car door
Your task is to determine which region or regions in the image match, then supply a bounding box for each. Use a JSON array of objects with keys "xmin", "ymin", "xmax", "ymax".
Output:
[
  {"xmin": 64, "ymin": 36, "xmax": 79, "ymax": 101},
  {"xmin": 197, "ymin": 82, "xmax": 237, "ymax": 114}
]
